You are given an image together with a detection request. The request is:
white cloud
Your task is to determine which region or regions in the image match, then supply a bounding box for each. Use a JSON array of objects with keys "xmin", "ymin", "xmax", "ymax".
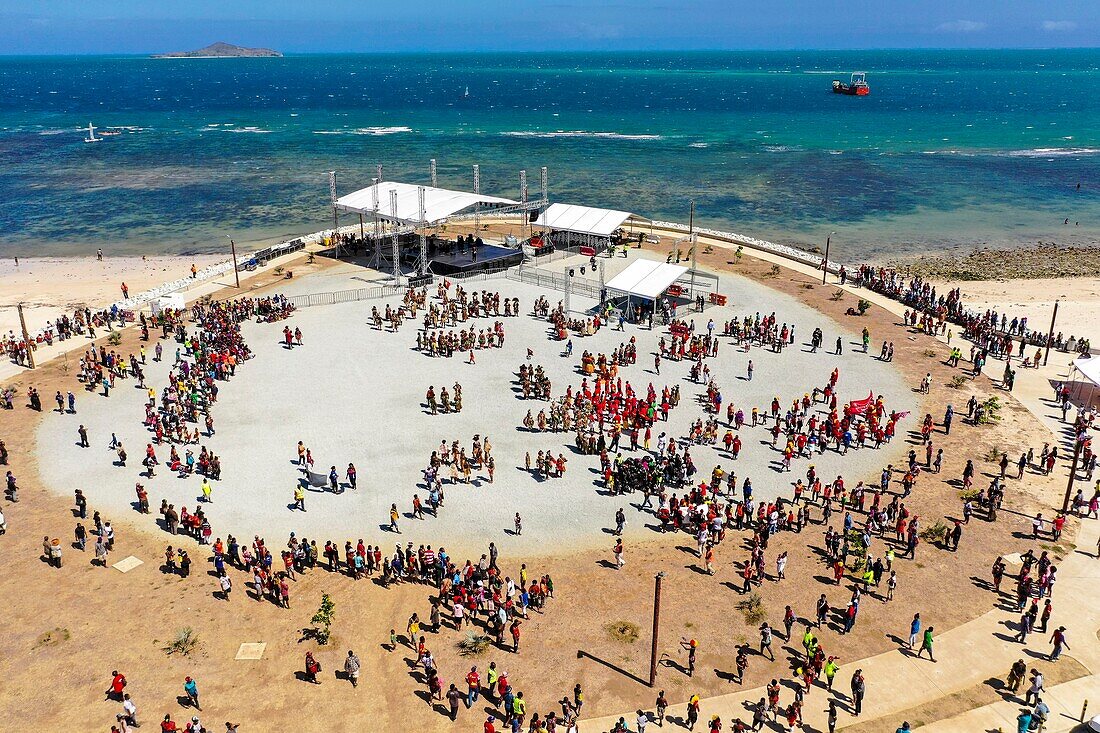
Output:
[
  {"xmin": 1041, "ymin": 20, "xmax": 1077, "ymax": 32},
  {"xmin": 936, "ymin": 20, "xmax": 987, "ymax": 33}
]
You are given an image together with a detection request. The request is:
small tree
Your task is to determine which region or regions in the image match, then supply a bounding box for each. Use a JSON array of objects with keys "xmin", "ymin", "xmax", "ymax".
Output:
[
  {"xmin": 830, "ymin": 289, "xmax": 845, "ymax": 301},
  {"xmin": 856, "ymin": 299, "xmax": 871, "ymax": 315},
  {"xmin": 107, "ymin": 331, "xmax": 123, "ymax": 346},
  {"xmin": 309, "ymin": 593, "xmax": 336, "ymax": 645},
  {"xmin": 975, "ymin": 396, "xmax": 1003, "ymax": 424}
]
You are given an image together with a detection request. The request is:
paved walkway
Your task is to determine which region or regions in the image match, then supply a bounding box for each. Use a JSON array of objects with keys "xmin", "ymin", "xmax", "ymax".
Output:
[{"xmin": 584, "ymin": 518, "xmax": 1099, "ymax": 731}]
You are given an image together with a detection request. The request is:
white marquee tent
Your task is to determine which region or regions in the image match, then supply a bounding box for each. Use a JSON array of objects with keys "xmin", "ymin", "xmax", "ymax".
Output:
[
  {"xmin": 604, "ymin": 259, "xmax": 688, "ymax": 300},
  {"xmin": 535, "ymin": 203, "xmax": 635, "ymax": 237},
  {"xmin": 335, "ymin": 181, "xmax": 518, "ymax": 225}
]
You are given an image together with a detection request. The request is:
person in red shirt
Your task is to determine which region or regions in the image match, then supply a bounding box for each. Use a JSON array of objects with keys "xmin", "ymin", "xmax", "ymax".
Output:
[
  {"xmin": 105, "ymin": 670, "xmax": 126, "ymax": 701},
  {"xmin": 160, "ymin": 714, "xmax": 178, "ymax": 732},
  {"xmin": 484, "ymin": 715, "xmax": 496, "ymax": 733}
]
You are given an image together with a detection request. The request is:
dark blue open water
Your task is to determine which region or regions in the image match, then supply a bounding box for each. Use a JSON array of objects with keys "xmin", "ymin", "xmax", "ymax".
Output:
[{"xmin": 1, "ymin": 50, "xmax": 1097, "ymax": 259}]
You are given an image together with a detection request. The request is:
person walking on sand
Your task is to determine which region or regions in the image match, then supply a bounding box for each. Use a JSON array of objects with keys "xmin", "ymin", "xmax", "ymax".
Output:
[
  {"xmin": 344, "ymin": 650, "xmax": 361, "ymax": 687},
  {"xmin": 390, "ymin": 504, "xmax": 400, "ymax": 533},
  {"xmin": 614, "ymin": 537, "xmax": 625, "ymax": 569}
]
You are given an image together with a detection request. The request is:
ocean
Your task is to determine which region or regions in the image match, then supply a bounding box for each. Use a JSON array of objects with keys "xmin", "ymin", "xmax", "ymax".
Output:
[{"xmin": 1, "ymin": 50, "xmax": 1098, "ymax": 260}]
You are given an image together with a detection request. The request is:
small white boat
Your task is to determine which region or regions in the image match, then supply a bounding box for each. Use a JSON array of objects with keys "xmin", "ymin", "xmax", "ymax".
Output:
[
  {"xmin": 464, "ymin": 86, "xmax": 469, "ymax": 98},
  {"xmin": 83, "ymin": 122, "xmax": 100, "ymax": 143}
]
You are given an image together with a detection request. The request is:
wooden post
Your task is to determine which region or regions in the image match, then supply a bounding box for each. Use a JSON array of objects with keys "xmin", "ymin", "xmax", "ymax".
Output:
[
  {"xmin": 649, "ymin": 571, "xmax": 665, "ymax": 687},
  {"xmin": 822, "ymin": 234, "xmax": 832, "ymax": 285},
  {"xmin": 229, "ymin": 239, "xmax": 240, "ymax": 289},
  {"xmin": 17, "ymin": 302, "xmax": 35, "ymax": 369},
  {"xmin": 1062, "ymin": 438, "xmax": 1082, "ymax": 514},
  {"xmin": 1044, "ymin": 299, "xmax": 1059, "ymax": 366}
]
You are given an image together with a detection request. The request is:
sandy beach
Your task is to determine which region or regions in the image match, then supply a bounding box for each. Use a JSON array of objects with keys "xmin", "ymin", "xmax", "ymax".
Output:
[
  {"xmin": 0, "ymin": 254, "xmax": 225, "ymax": 338},
  {"xmin": 926, "ymin": 275, "xmax": 1100, "ymax": 347}
]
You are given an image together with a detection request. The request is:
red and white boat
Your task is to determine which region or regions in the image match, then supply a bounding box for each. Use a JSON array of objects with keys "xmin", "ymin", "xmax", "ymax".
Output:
[{"xmin": 832, "ymin": 72, "xmax": 870, "ymax": 96}]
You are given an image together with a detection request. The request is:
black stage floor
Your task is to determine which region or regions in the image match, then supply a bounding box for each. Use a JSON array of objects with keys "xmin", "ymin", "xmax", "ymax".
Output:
[{"xmin": 429, "ymin": 244, "xmax": 523, "ymax": 276}]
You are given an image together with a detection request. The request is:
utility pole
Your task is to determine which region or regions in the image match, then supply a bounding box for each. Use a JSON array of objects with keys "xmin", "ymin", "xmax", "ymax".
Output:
[
  {"xmin": 229, "ymin": 239, "xmax": 240, "ymax": 288},
  {"xmin": 1062, "ymin": 438, "xmax": 1083, "ymax": 514},
  {"xmin": 1044, "ymin": 299, "xmax": 1060, "ymax": 366},
  {"xmin": 17, "ymin": 303, "xmax": 35, "ymax": 369},
  {"xmin": 648, "ymin": 571, "xmax": 665, "ymax": 687},
  {"xmin": 822, "ymin": 232, "xmax": 834, "ymax": 285},
  {"xmin": 688, "ymin": 201, "xmax": 697, "ymax": 307}
]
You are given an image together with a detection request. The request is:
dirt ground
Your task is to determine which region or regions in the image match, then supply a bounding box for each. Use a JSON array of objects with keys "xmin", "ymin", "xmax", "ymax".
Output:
[{"xmin": 0, "ymin": 246, "xmax": 1083, "ymax": 733}]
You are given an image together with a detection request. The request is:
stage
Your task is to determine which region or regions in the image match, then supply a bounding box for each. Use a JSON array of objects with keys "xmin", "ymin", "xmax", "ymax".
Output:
[{"xmin": 428, "ymin": 243, "xmax": 524, "ymax": 276}]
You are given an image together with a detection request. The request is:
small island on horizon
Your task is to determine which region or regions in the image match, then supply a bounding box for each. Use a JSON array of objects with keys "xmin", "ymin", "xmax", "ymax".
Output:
[{"xmin": 152, "ymin": 41, "xmax": 281, "ymax": 59}]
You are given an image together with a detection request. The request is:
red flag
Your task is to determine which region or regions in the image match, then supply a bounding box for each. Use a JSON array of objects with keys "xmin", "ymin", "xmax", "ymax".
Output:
[{"xmin": 848, "ymin": 391, "xmax": 874, "ymax": 415}]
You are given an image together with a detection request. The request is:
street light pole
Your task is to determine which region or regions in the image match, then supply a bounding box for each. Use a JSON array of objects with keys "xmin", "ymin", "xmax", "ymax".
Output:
[
  {"xmin": 1044, "ymin": 299, "xmax": 1060, "ymax": 366},
  {"xmin": 649, "ymin": 571, "xmax": 665, "ymax": 687},
  {"xmin": 226, "ymin": 236, "xmax": 240, "ymax": 289},
  {"xmin": 822, "ymin": 231, "xmax": 834, "ymax": 285},
  {"xmin": 1062, "ymin": 437, "xmax": 1083, "ymax": 514}
]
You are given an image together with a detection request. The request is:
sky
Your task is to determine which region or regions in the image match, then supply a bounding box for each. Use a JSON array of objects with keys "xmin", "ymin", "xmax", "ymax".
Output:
[{"xmin": 0, "ymin": 0, "xmax": 1096, "ymax": 54}]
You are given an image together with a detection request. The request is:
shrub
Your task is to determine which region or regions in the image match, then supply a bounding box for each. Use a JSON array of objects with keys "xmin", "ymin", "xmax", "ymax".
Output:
[
  {"xmin": 735, "ymin": 246, "xmax": 744, "ymax": 260},
  {"xmin": 919, "ymin": 520, "xmax": 949, "ymax": 544},
  {"xmin": 764, "ymin": 264, "xmax": 781, "ymax": 278},
  {"xmin": 737, "ymin": 593, "xmax": 767, "ymax": 624},
  {"xmin": 923, "ymin": 349, "xmax": 938, "ymax": 358},
  {"xmin": 107, "ymin": 332, "xmax": 123, "ymax": 346},
  {"xmin": 949, "ymin": 374, "xmax": 968, "ymax": 389},
  {"xmin": 802, "ymin": 283, "xmax": 815, "ymax": 290},
  {"xmin": 457, "ymin": 632, "xmax": 494, "ymax": 657},
  {"xmin": 959, "ymin": 488, "xmax": 982, "ymax": 501},
  {"xmin": 856, "ymin": 299, "xmax": 872, "ymax": 315},
  {"xmin": 274, "ymin": 266, "xmax": 285, "ymax": 275},
  {"xmin": 162, "ymin": 627, "xmax": 201, "ymax": 657},
  {"xmin": 830, "ymin": 289, "xmax": 845, "ymax": 301},
  {"xmin": 985, "ymin": 446, "xmax": 1003, "ymax": 462},
  {"xmin": 605, "ymin": 621, "xmax": 640, "ymax": 644}
]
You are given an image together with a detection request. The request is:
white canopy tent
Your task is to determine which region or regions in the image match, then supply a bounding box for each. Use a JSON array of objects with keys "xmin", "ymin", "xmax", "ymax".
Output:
[
  {"xmin": 604, "ymin": 259, "xmax": 688, "ymax": 300},
  {"xmin": 1070, "ymin": 356, "xmax": 1100, "ymax": 409},
  {"xmin": 1073, "ymin": 356, "xmax": 1100, "ymax": 388},
  {"xmin": 335, "ymin": 181, "xmax": 518, "ymax": 225},
  {"xmin": 535, "ymin": 203, "xmax": 634, "ymax": 238}
]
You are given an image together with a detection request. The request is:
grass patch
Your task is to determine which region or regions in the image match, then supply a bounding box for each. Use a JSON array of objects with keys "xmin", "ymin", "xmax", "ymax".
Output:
[
  {"xmin": 605, "ymin": 621, "xmax": 641, "ymax": 644},
  {"xmin": 33, "ymin": 627, "xmax": 70, "ymax": 649},
  {"xmin": 948, "ymin": 374, "xmax": 968, "ymax": 389}
]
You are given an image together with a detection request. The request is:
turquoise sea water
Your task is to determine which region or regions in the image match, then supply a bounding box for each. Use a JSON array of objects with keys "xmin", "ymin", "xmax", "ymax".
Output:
[{"xmin": 1, "ymin": 50, "xmax": 1098, "ymax": 259}]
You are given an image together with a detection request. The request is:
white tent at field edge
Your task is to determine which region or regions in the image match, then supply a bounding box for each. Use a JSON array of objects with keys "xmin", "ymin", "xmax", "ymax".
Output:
[
  {"xmin": 535, "ymin": 203, "xmax": 635, "ymax": 237},
  {"xmin": 604, "ymin": 259, "xmax": 688, "ymax": 300}
]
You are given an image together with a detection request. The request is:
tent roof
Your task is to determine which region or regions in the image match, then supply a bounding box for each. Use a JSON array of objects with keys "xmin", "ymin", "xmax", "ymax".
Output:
[
  {"xmin": 604, "ymin": 259, "xmax": 688, "ymax": 300},
  {"xmin": 1074, "ymin": 356, "xmax": 1100, "ymax": 388},
  {"xmin": 335, "ymin": 181, "xmax": 518, "ymax": 224},
  {"xmin": 535, "ymin": 202, "xmax": 635, "ymax": 237}
]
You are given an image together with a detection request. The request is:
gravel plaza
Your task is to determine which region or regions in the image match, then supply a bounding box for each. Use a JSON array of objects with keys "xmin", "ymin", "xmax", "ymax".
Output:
[{"xmin": 37, "ymin": 252, "xmax": 915, "ymax": 557}]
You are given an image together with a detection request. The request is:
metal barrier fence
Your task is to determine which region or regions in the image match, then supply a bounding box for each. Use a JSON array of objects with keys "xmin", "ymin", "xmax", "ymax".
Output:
[
  {"xmin": 285, "ymin": 285, "xmax": 405, "ymax": 309},
  {"xmin": 283, "ymin": 267, "xmax": 512, "ymax": 309},
  {"xmin": 508, "ymin": 266, "xmax": 602, "ymax": 299}
]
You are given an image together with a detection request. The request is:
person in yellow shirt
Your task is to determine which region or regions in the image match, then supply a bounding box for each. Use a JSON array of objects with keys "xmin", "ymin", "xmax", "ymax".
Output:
[{"xmin": 294, "ymin": 485, "xmax": 306, "ymax": 512}]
